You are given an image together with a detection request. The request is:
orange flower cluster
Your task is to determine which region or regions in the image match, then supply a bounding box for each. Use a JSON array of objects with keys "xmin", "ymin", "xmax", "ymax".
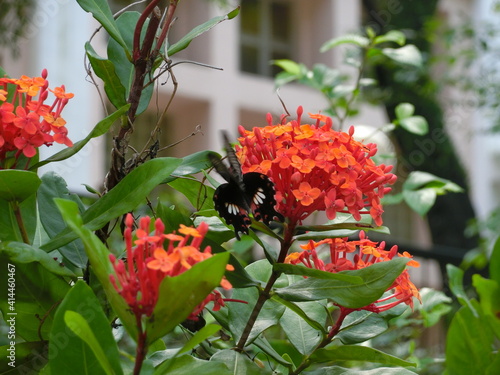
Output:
[
  {"xmin": 110, "ymin": 214, "xmax": 232, "ymax": 321},
  {"xmin": 0, "ymin": 69, "xmax": 73, "ymax": 167},
  {"xmin": 286, "ymin": 231, "xmax": 421, "ymax": 311},
  {"xmin": 236, "ymin": 107, "xmax": 396, "ymax": 226}
]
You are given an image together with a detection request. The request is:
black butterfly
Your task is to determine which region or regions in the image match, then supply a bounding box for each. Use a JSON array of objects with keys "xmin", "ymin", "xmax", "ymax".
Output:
[{"xmin": 209, "ymin": 131, "xmax": 284, "ymax": 240}]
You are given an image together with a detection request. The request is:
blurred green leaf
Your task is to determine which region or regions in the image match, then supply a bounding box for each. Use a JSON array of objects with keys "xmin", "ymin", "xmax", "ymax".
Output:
[
  {"xmin": 490, "ymin": 236, "xmax": 500, "ymax": 285},
  {"xmin": 446, "ymin": 264, "xmax": 477, "ymax": 315},
  {"xmin": 320, "ymin": 34, "xmax": 370, "ymax": 51},
  {"xmin": 374, "ymin": 30, "xmax": 406, "ymax": 46},
  {"xmin": 153, "ymin": 354, "xmax": 231, "ymax": 375},
  {"xmin": 337, "ymin": 311, "xmax": 388, "ymax": 345},
  {"xmin": 381, "ymin": 45, "xmax": 423, "ymax": 67},
  {"xmin": 399, "ymin": 116, "xmax": 429, "ymax": 135},
  {"xmin": 395, "ymin": 103, "xmax": 414, "ymax": 119},
  {"xmin": 210, "ymin": 349, "xmax": 269, "ymax": 375}
]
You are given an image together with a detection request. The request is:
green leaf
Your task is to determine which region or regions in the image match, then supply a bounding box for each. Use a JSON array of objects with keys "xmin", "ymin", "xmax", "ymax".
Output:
[
  {"xmin": 337, "ymin": 311, "xmax": 388, "ymax": 344},
  {"xmin": 278, "ymin": 300, "xmax": 326, "ymax": 354},
  {"xmin": 41, "ymin": 157, "xmax": 183, "ymax": 252},
  {"xmin": 275, "ymin": 258, "xmax": 409, "ymax": 309},
  {"xmin": 395, "ymin": 103, "xmax": 414, "ymax": 119},
  {"xmin": 374, "ymin": 30, "xmax": 406, "ymax": 46},
  {"xmin": 153, "ymin": 355, "xmax": 232, "ymax": 375},
  {"xmin": 490, "ymin": 236, "xmax": 500, "ymax": 285},
  {"xmin": 50, "ymin": 281, "xmax": 123, "ymax": 375},
  {"xmin": 399, "ymin": 116, "xmax": 429, "ymax": 135},
  {"xmin": 310, "ymin": 345, "xmax": 415, "ymax": 367},
  {"xmin": 210, "ymin": 349, "xmax": 270, "ymax": 375},
  {"xmin": 170, "ymin": 151, "xmax": 216, "ymax": 179},
  {"xmin": 32, "ymin": 105, "xmax": 129, "ymax": 169},
  {"xmin": 168, "ymin": 7, "xmax": 240, "ymax": 57},
  {"xmin": 0, "ymin": 341, "xmax": 48, "ymax": 373},
  {"xmin": 446, "ymin": 264, "xmax": 477, "ymax": 315},
  {"xmin": 445, "ymin": 303, "xmax": 496, "ymax": 375},
  {"xmin": 0, "ymin": 194, "xmax": 36, "ymax": 243},
  {"xmin": 169, "ymin": 177, "xmax": 214, "ymax": 212},
  {"xmin": 77, "ymin": 0, "xmax": 128, "ymax": 52},
  {"xmin": 85, "ymin": 42, "xmax": 128, "ymax": 110},
  {"xmin": 0, "ymin": 250, "xmax": 71, "ymax": 341},
  {"xmin": 320, "ymin": 34, "xmax": 370, "ymax": 51},
  {"xmin": 272, "ymin": 59, "xmax": 301, "ymax": 75},
  {"xmin": 0, "ymin": 170, "xmax": 41, "ymax": 202},
  {"xmin": 178, "ymin": 324, "xmax": 221, "ymax": 356},
  {"xmin": 381, "ymin": 45, "xmax": 423, "ymax": 67},
  {"xmin": 472, "ymin": 275, "xmax": 500, "ymax": 334},
  {"xmin": 402, "ymin": 188, "xmax": 436, "ymax": 216},
  {"xmin": 37, "ymin": 172, "xmax": 87, "ymax": 268},
  {"xmin": 273, "ymin": 263, "xmax": 363, "ymax": 284},
  {"xmin": 273, "ymin": 295, "xmax": 327, "ymax": 333},
  {"xmin": 305, "ymin": 366, "xmax": 417, "ymax": 375},
  {"xmin": 146, "ymin": 253, "xmax": 230, "ymax": 344}
]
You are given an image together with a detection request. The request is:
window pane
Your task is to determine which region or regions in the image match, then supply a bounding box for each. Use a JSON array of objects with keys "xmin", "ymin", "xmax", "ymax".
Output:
[
  {"xmin": 241, "ymin": 45, "xmax": 260, "ymax": 74},
  {"xmin": 240, "ymin": 0, "xmax": 260, "ymax": 36},
  {"xmin": 271, "ymin": 2, "xmax": 290, "ymax": 43}
]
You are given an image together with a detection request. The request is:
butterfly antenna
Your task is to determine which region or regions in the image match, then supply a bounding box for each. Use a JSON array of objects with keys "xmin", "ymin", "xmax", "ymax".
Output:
[{"xmin": 221, "ymin": 130, "xmax": 244, "ymax": 183}]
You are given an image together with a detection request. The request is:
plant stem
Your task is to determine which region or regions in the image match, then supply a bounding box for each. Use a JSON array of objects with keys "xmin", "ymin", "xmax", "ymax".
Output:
[
  {"xmin": 11, "ymin": 201, "xmax": 29, "ymax": 244},
  {"xmin": 235, "ymin": 222, "xmax": 296, "ymax": 351},
  {"xmin": 133, "ymin": 318, "xmax": 148, "ymax": 375}
]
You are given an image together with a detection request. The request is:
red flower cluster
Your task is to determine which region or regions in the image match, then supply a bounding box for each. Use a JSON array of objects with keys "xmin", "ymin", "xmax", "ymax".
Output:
[
  {"xmin": 0, "ymin": 69, "xmax": 73, "ymax": 167},
  {"xmin": 236, "ymin": 107, "xmax": 396, "ymax": 227},
  {"xmin": 286, "ymin": 231, "xmax": 421, "ymax": 311},
  {"xmin": 110, "ymin": 214, "xmax": 233, "ymax": 321}
]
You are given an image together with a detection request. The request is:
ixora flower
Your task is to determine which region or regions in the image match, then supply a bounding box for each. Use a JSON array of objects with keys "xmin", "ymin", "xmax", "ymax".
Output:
[
  {"xmin": 0, "ymin": 69, "xmax": 73, "ymax": 167},
  {"xmin": 285, "ymin": 231, "xmax": 421, "ymax": 312},
  {"xmin": 236, "ymin": 107, "xmax": 396, "ymax": 227},
  {"xmin": 109, "ymin": 214, "xmax": 233, "ymax": 321}
]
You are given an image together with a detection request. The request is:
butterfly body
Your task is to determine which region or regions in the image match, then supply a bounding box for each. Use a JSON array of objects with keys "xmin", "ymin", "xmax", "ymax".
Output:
[{"xmin": 210, "ymin": 133, "xmax": 283, "ymax": 239}]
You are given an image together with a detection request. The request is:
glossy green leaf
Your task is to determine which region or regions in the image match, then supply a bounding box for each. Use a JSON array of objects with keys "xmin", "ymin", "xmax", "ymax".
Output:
[
  {"xmin": 275, "ymin": 258, "xmax": 409, "ymax": 308},
  {"xmin": 399, "ymin": 116, "xmax": 429, "ymax": 135},
  {"xmin": 77, "ymin": 0, "xmax": 128, "ymax": 52},
  {"xmin": 445, "ymin": 303, "xmax": 497, "ymax": 375},
  {"xmin": 147, "ymin": 252, "xmax": 230, "ymax": 344},
  {"xmin": 278, "ymin": 300, "xmax": 326, "ymax": 354},
  {"xmin": 168, "ymin": 7, "xmax": 240, "ymax": 56},
  {"xmin": 0, "ymin": 194, "xmax": 36, "ymax": 243},
  {"xmin": 210, "ymin": 349, "xmax": 269, "ymax": 375},
  {"xmin": 337, "ymin": 311, "xmax": 388, "ymax": 344},
  {"xmin": 32, "ymin": 105, "xmax": 129, "ymax": 169},
  {"xmin": 37, "ymin": 172, "xmax": 87, "ymax": 268},
  {"xmin": 310, "ymin": 345, "xmax": 415, "ymax": 367},
  {"xmin": 169, "ymin": 177, "xmax": 214, "ymax": 212},
  {"xmin": 472, "ymin": 275, "xmax": 500, "ymax": 337},
  {"xmin": 320, "ymin": 34, "xmax": 370, "ymax": 51},
  {"xmin": 86, "ymin": 42, "xmax": 128, "ymax": 109},
  {"xmin": 41, "ymin": 157, "xmax": 182, "ymax": 252},
  {"xmin": 168, "ymin": 151, "xmax": 216, "ymax": 181},
  {"xmin": 55, "ymin": 199, "xmax": 138, "ymax": 339},
  {"xmin": 274, "ymin": 263, "xmax": 363, "ymax": 284},
  {"xmin": 252, "ymin": 336, "xmax": 294, "ymax": 368},
  {"xmin": 381, "ymin": 45, "xmax": 423, "ymax": 67},
  {"xmin": 50, "ymin": 281, "xmax": 123, "ymax": 375},
  {"xmin": 0, "ymin": 170, "xmax": 41, "ymax": 202},
  {"xmin": 395, "ymin": 103, "xmax": 414, "ymax": 119},
  {"xmin": 154, "ymin": 355, "xmax": 231, "ymax": 375},
  {"xmin": 273, "ymin": 295, "xmax": 327, "ymax": 333},
  {"xmin": 374, "ymin": 30, "xmax": 406, "ymax": 46},
  {"xmin": 178, "ymin": 324, "xmax": 221, "ymax": 356},
  {"xmin": 0, "ymin": 250, "xmax": 71, "ymax": 341}
]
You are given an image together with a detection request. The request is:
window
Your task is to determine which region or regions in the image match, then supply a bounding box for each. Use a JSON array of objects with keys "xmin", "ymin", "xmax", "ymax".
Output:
[{"xmin": 240, "ymin": 0, "xmax": 294, "ymax": 77}]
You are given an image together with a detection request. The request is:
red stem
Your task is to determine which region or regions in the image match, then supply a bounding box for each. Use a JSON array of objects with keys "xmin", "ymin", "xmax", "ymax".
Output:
[{"xmin": 133, "ymin": 316, "xmax": 148, "ymax": 375}]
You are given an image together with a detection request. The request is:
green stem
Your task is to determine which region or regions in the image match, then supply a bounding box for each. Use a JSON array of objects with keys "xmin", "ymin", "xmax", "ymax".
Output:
[
  {"xmin": 235, "ymin": 222, "xmax": 296, "ymax": 351},
  {"xmin": 11, "ymin": 201, "xmax": 29, "ymax": 244}
]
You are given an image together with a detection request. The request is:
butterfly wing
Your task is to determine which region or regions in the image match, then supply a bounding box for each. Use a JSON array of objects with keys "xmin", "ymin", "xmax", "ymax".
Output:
[
  {"xmin": 243, "ymin": 172, "xmax": 284, "ymax": 225},
  {"xmin": 213, "ymin": 180, "xmax": 252, "ymax": 240}
]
